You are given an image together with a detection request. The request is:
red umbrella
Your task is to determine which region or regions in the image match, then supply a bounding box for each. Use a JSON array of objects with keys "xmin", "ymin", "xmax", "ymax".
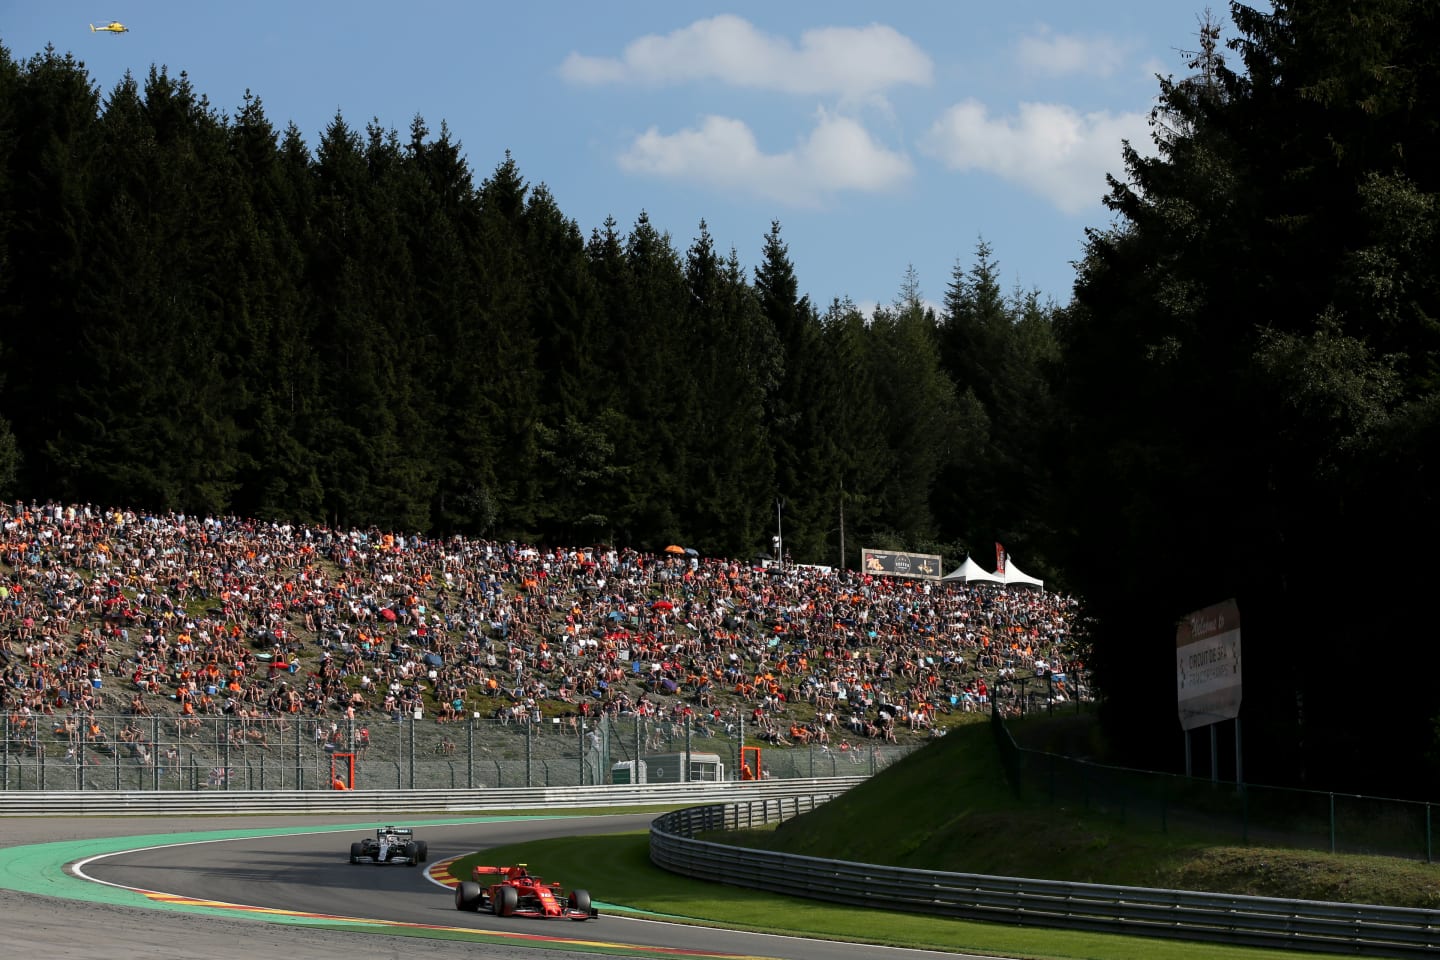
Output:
[
  {"xmin": 380, "ymin": 608, "xmax": 397, "ymax": 622},
  {"xmin": 651, "ymin": 600, "xmax": 674, "ymax": 611}
]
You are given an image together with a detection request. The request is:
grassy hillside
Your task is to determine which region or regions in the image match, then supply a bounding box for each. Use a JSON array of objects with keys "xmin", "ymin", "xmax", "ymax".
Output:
[{"xmin": 726, "ymin": 716, "xmax": 1440, "ymax": 909}]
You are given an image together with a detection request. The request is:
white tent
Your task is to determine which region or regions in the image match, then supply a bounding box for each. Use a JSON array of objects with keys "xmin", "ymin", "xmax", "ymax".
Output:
[
  {"xmin": 942, "ymin": 556, "xmax": 1004, "ymax": 585},
  {"xmin": 998, "ymin": 557, "xmax": 1044, "ymax": 591}
]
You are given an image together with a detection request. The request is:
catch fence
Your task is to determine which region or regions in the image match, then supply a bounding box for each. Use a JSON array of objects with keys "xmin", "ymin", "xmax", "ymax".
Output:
[
  {"xmin": 987, "ymin": 679, "xmax": 1440, "ymax": 862},
  {"xmin": 0, "ymin": 709, "xmax": 912, "ymax": 791}
]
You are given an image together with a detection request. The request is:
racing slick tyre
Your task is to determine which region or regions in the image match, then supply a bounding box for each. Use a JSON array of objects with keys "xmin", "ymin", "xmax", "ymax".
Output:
[
  {"xmin": 495, "ymin": 884, "xmax": 518, "ymax": 917},
  {"xmin": 349, "ymin": 842, "xmax": 363, "ymax": 864},
  {"xmin": 415, "ymin": 840, "xmax": 429, "ymax": 863},
  {"xmin": 455, "ymin": 881, "xmax": 482, "ymax": 912},
  {"xmin": 568, "ymin": 889, "xmax": 592, "ymax": 918},
  {"xmin": 403, "ymin": 843, "xmax": 419, "ymax": 865}
]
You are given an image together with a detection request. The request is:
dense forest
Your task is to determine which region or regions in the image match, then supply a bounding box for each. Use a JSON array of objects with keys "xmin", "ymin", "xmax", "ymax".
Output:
[
  {"xmin": 0, "ymin": 41, "xmax": 1057, "ymax": 570},
  {"xmin": 4, "ymin": 0, "xmax": 1440, "ymax": 799}
]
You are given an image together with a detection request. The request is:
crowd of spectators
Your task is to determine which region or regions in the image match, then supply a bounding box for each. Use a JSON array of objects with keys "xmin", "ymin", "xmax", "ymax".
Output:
[{"xmin": 0, "ymin": 501, "xmax": 1084, "ymax": 756}]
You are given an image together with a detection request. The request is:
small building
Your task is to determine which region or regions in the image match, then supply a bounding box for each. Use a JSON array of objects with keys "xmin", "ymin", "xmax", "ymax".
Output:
[
  {"xmin": 611, "ymin": 751, "xmax": 725, "ymax": 784},
  {"xmin": 610, "ymin": 760, "xmax": 646, "ymax": 784}
]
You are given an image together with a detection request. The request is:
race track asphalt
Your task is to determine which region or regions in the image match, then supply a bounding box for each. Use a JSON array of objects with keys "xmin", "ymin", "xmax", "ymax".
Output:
[{"xmin": 0, "ymin": 814, "xmax": 1000, "ymax": 960}]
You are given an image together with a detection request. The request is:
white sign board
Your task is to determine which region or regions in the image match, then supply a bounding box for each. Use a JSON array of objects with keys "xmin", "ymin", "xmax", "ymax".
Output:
[{"xmin": 1176, "ymin": 598, "xmax": 1241, "ymax": 731}]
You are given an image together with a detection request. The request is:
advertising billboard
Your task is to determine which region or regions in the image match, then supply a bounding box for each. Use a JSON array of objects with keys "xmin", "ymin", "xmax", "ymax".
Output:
[
  {"xmin": 860, "ymin": 548, "xmax": 943, "ymax": 581},
  {"xmin": 1176, "ymin": 598, "xmax": 1242, "ymax": 731}
]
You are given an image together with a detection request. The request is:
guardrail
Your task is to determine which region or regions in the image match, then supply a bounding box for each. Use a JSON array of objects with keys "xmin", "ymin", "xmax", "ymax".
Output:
[
  {"xmin": 0, "ymin": 777, "xmax": 866, "ymax": 817},
  {"xmin": 651, "ymin": 801, "xmax": 1440, "ymax": 959}
]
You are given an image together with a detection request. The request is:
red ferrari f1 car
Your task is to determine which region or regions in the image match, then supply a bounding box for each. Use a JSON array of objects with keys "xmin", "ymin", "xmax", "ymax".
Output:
[{"xmin": 454, "ymin": 863, "xmax": 596, "ymax": 920}]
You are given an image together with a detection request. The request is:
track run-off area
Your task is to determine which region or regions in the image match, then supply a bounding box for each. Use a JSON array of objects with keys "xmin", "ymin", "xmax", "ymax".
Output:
[{"xmin": 0, "ymin": 814, "xmax": 994, "ymax": 960}]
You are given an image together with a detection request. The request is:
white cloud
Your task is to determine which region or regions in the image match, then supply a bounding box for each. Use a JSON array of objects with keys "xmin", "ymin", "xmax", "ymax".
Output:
[
  {"xmin": 1138, "ymin": 56, "xmax": 1169, "ymax": 84},
  {"xmin": 1015, "ymin": 27, "xmax": 1130, "ymax": 78},
  {"xmin": 561, "ymin": 15, "xmax": 932, "ymax": 100},
  {"xmin": 920, "ymin": 99, "xmax": 1152, "ymax": 214},
  {"xmin": 619, "ymin": 109, "xmax": 913, "ymax": 207}
]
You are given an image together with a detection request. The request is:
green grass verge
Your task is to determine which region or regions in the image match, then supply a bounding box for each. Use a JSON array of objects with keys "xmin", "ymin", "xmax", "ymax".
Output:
[
  {"xmin": 446, "ymin": 716, "xmax": 1439, "ymax": 959},
  {"xmin": 731, "ymin": 719, "xmax": 1440, "ymax": 909},
  {"xmin": 451, "ymin": 833, "xmax": 1335, "ymax": 960}
]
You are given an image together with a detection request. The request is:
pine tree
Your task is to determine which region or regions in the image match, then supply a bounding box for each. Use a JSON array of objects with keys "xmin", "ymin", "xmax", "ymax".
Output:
[
  {"xmin": 755, "ymin": 221, "xmax": 830, "ymax": 559},
  {"xmin": 866, "ymin": 272, "xmax": 955, "ymax": 546},
  {"xmin": 229, "ymin": 102, "xmax": 324, "ymax": 522},
  {"xmin": 1055, "ymin": 0, "xmax": 1440, "ymax": 795},
  {"xmin": 679, "ymin": 222, "xmax": 777, "ymax": 555},
  {"xmin": 2, "ymin": 46, "xmax": 101, "ymax": 495},
  {"xmin": 816, "ymin": 298, "xmax": 886, "ymax": 567}
]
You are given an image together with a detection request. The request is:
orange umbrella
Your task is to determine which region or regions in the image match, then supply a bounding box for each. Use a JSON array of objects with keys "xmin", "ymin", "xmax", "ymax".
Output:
[{"xmin": 664, "ymin": 544, "xmax": 686, "ymax": 555}]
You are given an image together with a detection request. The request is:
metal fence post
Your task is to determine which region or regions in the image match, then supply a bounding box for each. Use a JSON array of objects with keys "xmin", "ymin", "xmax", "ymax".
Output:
[
  {"xmin": 525, "ymin": 719, "xmax": 534, "ymax": 787},
  {"xmin": 467, "ymin": 715, "xmax": 475, "ymax": 789},
  {"xmin": 1242, "ymin": 786, "xmax": 1249, "ymax": 845},
  {"xmin": 736, "ymin": 713, "xmax": 743, "ymax": 779},
  {"xmin": 600, "ymin": 714, "xmax": 611, "ymax": 777},
  {"xmin": 1161, "ymin": 773, "xmax": 1168, "ymax": 833},
  {"xmin": 406, "ymin": 713, "xmax": 417, "ymax": 788},
  {"xmin": 78, "ymin": 713, "xmax": 87, "ymax": 792}
]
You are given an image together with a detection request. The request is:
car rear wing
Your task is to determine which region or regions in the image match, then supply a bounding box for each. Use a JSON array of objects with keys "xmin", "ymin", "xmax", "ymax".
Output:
[
  {"xmin": 379, "ymin": 826, "xmax": 414, "ymax": 836},
  {"xmin": 471, "ymin": 864, "xmax": 554, "ymax": 882}
]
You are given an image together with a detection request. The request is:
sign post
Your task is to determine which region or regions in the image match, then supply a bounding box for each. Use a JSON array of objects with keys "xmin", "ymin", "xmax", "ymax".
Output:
[{"xmin": 1176, "ymin": 599, "xmax": 1242, "ymax": 782}]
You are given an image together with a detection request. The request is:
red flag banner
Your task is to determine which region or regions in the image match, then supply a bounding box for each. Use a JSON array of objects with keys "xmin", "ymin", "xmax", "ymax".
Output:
[{"xmin": 995, "ymin": 543, "xmax": 1007, "ymax": 576}]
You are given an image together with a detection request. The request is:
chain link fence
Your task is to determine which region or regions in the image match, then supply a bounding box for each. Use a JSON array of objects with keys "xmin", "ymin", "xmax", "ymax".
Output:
[
  {"xmin": 1, "ymin": 710, "xmax": 914, "ymax": 791},
  {"xmin": 988, "ymin": 678, "xmax": 1440, "ymax": 862},
  {"xmin": 1005, "ymin": 747, "xmax": 1440, "ymax": 861}
]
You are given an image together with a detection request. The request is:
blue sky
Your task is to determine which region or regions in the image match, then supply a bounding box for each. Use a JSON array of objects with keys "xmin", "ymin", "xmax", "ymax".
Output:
[{"xmin": 7, "ymin": 2, "xmax": 1228, "ymax": 309}]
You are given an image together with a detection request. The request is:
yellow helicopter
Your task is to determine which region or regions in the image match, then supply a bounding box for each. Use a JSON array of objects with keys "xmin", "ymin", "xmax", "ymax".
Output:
[{"xmin": 89, "ymin": 21, "xmax": 130, "ymax": 34}]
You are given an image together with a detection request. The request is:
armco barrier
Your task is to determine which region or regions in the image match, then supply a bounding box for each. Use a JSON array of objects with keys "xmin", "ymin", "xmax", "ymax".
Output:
[
  {"xmin": 0, "ymin": 777, "xmax": 865, "ymax": 817},
  {"xmin": 651, "ymin": 801, "xmax": 1440, "ymax": 959},
  {"xmin": 16, "ymin": 780, "xmax": 1433, "ymax": 957}
]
